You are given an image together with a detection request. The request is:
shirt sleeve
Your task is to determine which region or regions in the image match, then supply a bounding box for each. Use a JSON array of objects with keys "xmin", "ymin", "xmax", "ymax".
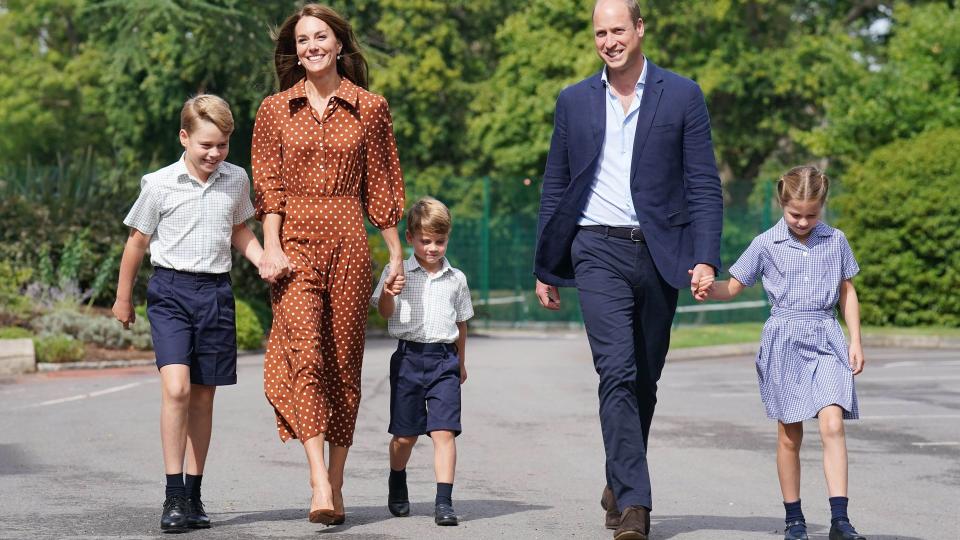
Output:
[
  {"xmin": 370, "ymin": 263, "xmax": 391, "ymax": 308},
  {"xmin": 361, "ymin": 95, "xmax": 405, "ymax": 230},
  {"xmin": 123, "ymin": 177, "xmax": 161, "ymax": 235},
  {"xmin": 233, "ymin": 170, "xmax": 257, "ymax": 225},
  {"xmin": 251, "ymin": 95, "xmax": 285, "ymax": 220},
  {"xmin": 454, "ymin": 273, "xmax": 474, "ymax": 322},
  {"xmin": 838, "ymin": 232, "xmax": 860, "ymax": 281},
  {"xmin": 727, "ymin": 236, "xmax": 764, "ymax": 287}
]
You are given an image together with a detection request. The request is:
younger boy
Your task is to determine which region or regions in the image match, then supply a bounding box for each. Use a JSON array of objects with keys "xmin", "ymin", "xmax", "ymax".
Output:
[
  {"xmin": 372, "ymin": 197, "xmax": 474, "ymax": 526},
  {"xmin": 112, "ymin": 94, "xmax": 263, "ymax": 532}
]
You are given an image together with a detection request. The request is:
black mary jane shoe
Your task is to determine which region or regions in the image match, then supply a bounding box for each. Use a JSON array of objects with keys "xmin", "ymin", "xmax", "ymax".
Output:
[
  {"xmin": 434, "ymin": 503, "xmax": 459, "ymax": 526},
  {"xmin": 783, "ymin": 520, "xmax": 809, "ymax": 540},
  {"xmin": 829, "ymin": 519, "xmax": 867, "ymax": 540},
  {"xmin": 160, "ymin": 494, "xmax": 189, "ymax": 533},
  {"xmin": 186, "ymin": 497, "xmax": 211, "ymax": 529}
]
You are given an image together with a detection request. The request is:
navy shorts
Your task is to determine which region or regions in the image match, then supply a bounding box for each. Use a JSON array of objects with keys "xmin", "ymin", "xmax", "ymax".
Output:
[
  {"xmin": 146, "ymin": 267, "xmax": 238, "ymax": 386},
  {"xmin": 388, "ymin": 340, "xmax": 462, "ymax": 437}
]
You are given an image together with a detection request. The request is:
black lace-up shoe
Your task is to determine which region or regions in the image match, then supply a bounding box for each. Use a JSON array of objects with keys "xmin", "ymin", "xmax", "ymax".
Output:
[
  {"xmin": 829, "ymin": 519, "xmax": 866, "ymax": 540},
  {"xmin": 160, "ymin": 494, "xmax": 189, "ymax": 532},
  {"xmin": 186, "ymin": 497, "xmax": 210, "ymax": 529},
  {"xmin": 434, "ymin": 503, "xmax": 458, "ymax": 526}
]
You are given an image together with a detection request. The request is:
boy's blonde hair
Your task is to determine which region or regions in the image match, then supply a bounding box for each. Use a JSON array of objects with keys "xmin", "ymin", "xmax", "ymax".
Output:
[
  {"xmin": 406, "ymin": 197, "xmax": 452, "ymax": 236},
  {"xmin": 181, "ymin": 94, "xmax": 234, "ymax": 135},
  {"xmin": 777, "ymin": 165, "xmax": 829, "ymax": 207}
]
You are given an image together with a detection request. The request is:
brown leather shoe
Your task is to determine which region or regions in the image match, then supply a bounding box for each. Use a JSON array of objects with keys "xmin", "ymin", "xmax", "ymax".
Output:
[
  {"xmin": 601, "ymin": 486, "xmax": 621, "ymax": 530},
  {"xmin": 613, "ymin": 506, "xmax": 650, "ymax": 540}
]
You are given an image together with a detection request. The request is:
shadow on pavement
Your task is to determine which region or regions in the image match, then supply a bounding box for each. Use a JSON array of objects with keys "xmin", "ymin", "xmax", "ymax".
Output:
[
  {"xmin": 213, "ymin": 499, "xmax": 549, "ymax": 532},
  {"xmin": 653, "ymin": 515, "xmax": 925, "ymax": 540}
]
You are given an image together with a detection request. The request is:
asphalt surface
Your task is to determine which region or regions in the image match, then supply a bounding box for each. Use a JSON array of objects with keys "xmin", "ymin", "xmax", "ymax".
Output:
[{"xmin": 1, "ymin": 335, "xmax": 957, "ymax": 539}]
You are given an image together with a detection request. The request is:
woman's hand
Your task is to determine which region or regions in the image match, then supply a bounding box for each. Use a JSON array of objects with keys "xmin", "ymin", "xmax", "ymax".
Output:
[
  {"xmin": 383, "ymin": 256, "xmax": 405, "ymax": 295},
  {"xmin": 849, "ymin": 342, "xmax": 865, "ymax": 375},
  {"xmin": 259, "ymin": 244, "xmax": 291, "ymax": 283}
]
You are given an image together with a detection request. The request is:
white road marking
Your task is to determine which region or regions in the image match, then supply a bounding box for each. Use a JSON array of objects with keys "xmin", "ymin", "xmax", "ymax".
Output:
[
  {"xmin": 910, "ymin": 441, "xmax": 960, "ymax": 447},
  {"xmin": 858, "ymin": 414, "xmax": 960, "ymax": 421},
  {"xmin": 15, "ymin": 381, "xmax": 152, "ymax": 410}
]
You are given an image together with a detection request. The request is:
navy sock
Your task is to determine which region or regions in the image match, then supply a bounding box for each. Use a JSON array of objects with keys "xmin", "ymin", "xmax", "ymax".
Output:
[
  {"xmin": 784, "ymin": 499, "xmax": 805, "ymax": 524},
  {"xmin": 185, "ymin": 474, "xmax": 203, "ymax": 500},
  {"xmin": 165, "ymin": 473, "xmax": 185, "ymax": 499},
  {"xmin": 436, "ymin": 483, "xmax": 453, "ymax": 506},
  {"xmin": 389, "ymin": 469, "xmax": 407, "ymax": 500},
  {"xmin": 829, "ymin": 496, "xmax": 849, "ymax": 523}
]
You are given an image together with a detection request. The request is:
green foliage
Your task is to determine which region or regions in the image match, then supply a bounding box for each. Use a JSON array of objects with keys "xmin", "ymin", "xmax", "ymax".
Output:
[
  {"xmin": 0, "ymin": 326, "xmax": 34, "ymax": 339},
  {"xmin": 0, "ymin": 261, "xmax": 33, "ymax": 316},
  {"xmin": 836, "ymin": 128, "xmax": 960, "ymax": 326},
  {"xmin": 32, "ymin": 308, "xmax": 152, "ymax": 349},
  {"xmin": 235, "ymin": 298, "xmax": 264, "ymax": 350},
  {"xmin": 34, "ymin": 333, "xmax": 86, "ymax": 363}
]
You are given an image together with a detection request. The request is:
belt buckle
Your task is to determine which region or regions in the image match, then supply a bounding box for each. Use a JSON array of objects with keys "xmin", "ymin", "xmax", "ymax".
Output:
[{"xmin": 629, "ymin": 228, "xmax": 643, "ymax": 242}]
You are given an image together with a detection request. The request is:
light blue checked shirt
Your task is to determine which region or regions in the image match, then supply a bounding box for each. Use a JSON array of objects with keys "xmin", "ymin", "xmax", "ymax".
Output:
[
  {"xmin": 578, "ymin": 59, "xmax": 648, "ymax": 227},
  {"xmin": 728, "ymin": 218, "xmax": 860, "ymax": 313}
]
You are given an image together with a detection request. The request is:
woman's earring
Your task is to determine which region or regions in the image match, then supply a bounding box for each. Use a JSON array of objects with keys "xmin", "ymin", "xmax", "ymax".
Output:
[
  {"xmin": 297, "ymin": 59, "xmax": 301, "ymax": 66},
  {"xmin": 337, "ymin": 53, "xmax": 342, "ymax": 61}
]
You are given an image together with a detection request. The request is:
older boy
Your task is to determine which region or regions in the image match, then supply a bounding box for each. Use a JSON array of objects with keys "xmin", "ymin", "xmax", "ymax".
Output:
[
  {"xmin": 372, "ymin": 197, "xmax": 473, "ymax": 526},
  {"xmin": 112, "ymin": 95, "xmax": 263, "ymax": 532}
]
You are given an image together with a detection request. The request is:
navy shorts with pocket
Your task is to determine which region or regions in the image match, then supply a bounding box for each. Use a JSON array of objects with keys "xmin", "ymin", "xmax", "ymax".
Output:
[
  {"xmin": 388, "ymin": 340, "xmax": 462, "ymax": 437},
  {"xmin": 146, "ymin": 267, "xmax": 238, "ymax": 386}
]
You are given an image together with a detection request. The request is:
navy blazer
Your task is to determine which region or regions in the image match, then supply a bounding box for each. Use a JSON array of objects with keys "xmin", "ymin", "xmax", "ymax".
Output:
[{"xmin": 534, "ymin": 60, "xmax": 723, "ymax": 290}]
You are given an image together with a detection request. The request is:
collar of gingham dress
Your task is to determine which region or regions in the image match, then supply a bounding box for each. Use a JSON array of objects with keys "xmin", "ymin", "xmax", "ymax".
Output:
[
  {"xmin": 403, "ymin": 254, "xmax": 453, "ymax": 276},
  {"xmin": 173, "ymin": 153, "xmax": 226, "ymax": 186},
  {"xmin": 771, "ymin": 218, "xmax": 834, "ymax": 244},
  {"xmin": 281, "ymin": 77, "xmax": 361, "ymax": 110}
]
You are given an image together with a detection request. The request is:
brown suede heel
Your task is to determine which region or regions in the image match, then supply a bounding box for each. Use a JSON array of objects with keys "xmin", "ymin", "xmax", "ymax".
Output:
[{"xmin": 308, "ymin": 508, "xmax": 336, "ymax": 524}]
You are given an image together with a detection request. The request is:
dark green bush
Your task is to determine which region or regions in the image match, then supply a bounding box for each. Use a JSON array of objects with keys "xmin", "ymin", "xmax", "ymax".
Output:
[
  {"xmin": 836, "ymin": 128, "xmax": 960, "ymax": 326},
  {"xmin": 34, "ymin": 334, "xmax": 86, "ymax": 363},
  {"xmin": 236, "ymin": 298, "xmax": 264, "ymax": 350}
]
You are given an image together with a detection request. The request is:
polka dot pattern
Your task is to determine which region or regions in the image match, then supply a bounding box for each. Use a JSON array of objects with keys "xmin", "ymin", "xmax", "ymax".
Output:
[{"xmin": 251, "ymin": 77, "xmax": 405, "ymax": 446}]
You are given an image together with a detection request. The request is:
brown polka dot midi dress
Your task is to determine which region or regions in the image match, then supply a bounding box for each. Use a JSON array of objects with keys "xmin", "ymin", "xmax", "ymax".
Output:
[{"xmin": 252, "ymin": 78, "xmax": 404, "ymax": 446}]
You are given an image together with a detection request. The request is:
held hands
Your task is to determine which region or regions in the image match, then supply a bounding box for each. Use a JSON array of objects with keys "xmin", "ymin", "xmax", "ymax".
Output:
[
  {"xmin": 383, "ymin": 258, "xmax": 406, "ymax": 296},
  {"xmin": 259, "ymin": 245, "xmax": 291, "ymax": 284},
  {"xmin": 112, "ymin": 299, "xmax": 135, "ymax": 329},
  {"xmin": 849, "ymin": 342, "xmax": 865, "ymax": 375},
  {"xmin": 535, "ymin": 279, "xmax": 561, "ymax": 311},
  {"xmin": 688, "ymin": 264, "xmax": 716, "ymax": 302}
]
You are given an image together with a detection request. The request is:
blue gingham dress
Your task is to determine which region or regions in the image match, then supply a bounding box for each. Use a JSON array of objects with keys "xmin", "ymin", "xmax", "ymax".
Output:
[{"xmin": 728, "ymin": 219, "xmax": 860, "ymax": 423}]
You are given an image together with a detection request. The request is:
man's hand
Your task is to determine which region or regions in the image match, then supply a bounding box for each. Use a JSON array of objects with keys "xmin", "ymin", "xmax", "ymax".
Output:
[
  {"xmin": 535, "ymin": 279, "xmax": 561, "ymax": 311},
  {"xmin": 112, "ymin": 299, "xmax": 135, "ymax": 329},
  {"xmin": 688, "ymin": 264, "xmax": 716, "ymax": 300}
]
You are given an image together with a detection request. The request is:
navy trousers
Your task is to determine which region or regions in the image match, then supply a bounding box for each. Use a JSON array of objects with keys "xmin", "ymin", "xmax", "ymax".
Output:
[{"xmin": 571, "ymin": 228, "xmax": 678, "ymax": 511}]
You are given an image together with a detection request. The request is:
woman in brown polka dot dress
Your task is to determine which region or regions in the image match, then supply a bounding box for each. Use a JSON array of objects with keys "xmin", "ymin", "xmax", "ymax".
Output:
[{"xmin": 252, "ymin": 4, "xmax": 405, "ymax": 525}]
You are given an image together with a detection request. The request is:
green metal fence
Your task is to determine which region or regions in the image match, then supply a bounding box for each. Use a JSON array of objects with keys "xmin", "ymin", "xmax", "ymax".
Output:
[{"xmin": 377, "ymin": 179, "xmax": 781, "ymax": 328}]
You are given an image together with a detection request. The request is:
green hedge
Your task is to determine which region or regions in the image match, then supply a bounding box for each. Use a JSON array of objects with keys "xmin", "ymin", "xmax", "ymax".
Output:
[
  {"xmin": 34, "ymin": 334, "xmax": 86, "ymax": 363},
  {"xmin": 236, "ymin": 298, "xmax": 265, "ymax": 350},
  {"xmin": 836, "ymin": 128, "xmax": 960, "ymax": 326}
]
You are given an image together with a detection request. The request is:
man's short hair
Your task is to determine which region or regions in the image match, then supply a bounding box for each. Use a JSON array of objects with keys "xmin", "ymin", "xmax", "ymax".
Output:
[
  {"xmin": 594, "ymin": 0, "xmax": 643, "ymax": 25},
  {"xmin": 406, "ymin": 196, "xmax": 452, "ymax": 236}
]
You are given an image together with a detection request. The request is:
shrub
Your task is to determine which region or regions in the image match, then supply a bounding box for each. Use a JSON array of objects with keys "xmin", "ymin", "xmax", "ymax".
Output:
[
  {"xmin": 31, "ymin": 308, "xmax": 153, "ymax": 350},
  {"xmin": 34, "ymin": 334, "xmax": 86, "ymax": 363},
  {"xmin": 236, "ymin": 298, "xmax": 264, "ymax": 350},
  {"xmin": 0, "ymin": 326, "xmax": 33, "ymax": 339},
  {"xmin": 836, "ymin": 128, "xmax": 960, "ymax": 326},
  {"xmin": 0, "ymin": 261, "xmax": 33, "ymax": 317}
]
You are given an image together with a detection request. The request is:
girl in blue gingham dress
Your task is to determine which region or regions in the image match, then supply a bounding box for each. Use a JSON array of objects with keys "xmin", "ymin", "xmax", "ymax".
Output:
[{"xmin": 701, "ymin": 167, "xmax": 867, "ymax": 540}]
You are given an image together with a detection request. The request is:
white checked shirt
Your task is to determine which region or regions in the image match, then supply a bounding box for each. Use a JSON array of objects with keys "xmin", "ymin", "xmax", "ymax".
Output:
[
  {"xmin": 123, "ymin": 156, "xmax": 256, "ymax": 273},
  {"xmin": 371, "ymin": 255, "xmax": 474, "ymax": 343}
]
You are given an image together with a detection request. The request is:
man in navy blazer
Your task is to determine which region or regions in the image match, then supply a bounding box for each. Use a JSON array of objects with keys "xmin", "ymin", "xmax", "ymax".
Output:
[{"xmin": 534, "ymin": 1, "xmax": 722, "ymax": 538}]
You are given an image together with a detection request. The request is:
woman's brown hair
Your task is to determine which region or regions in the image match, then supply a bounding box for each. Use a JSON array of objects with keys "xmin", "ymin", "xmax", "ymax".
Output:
[{"xmin": 273, "ymin": 4, "xmax": 369, "ymax": 91}]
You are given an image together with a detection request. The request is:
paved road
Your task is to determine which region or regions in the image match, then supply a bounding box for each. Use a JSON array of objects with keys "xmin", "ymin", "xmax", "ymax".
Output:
[{"xmin": 1, "ymin": 335, "xmax": 957, "ymax": 539}]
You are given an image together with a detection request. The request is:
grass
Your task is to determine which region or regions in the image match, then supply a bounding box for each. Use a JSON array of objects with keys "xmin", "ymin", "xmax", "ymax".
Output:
[
  {"xmin": 670, "ymin": 323, "xmax": 763, "ymax": 349},
  {"xmin": 669, "ymin": 322, "xmax": 960, "ymax": 349}
]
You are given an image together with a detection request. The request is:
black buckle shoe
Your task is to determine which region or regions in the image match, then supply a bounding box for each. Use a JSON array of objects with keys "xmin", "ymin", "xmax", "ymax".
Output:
[
  {"xmin": 186, "ymin": 497, "xmax": 210, "ymax": 529},
  {"xmin": 829, "ymin": 519, "xmax": 866, "ymax": 540},
  {"xmin": 160, "ymin": 494, "xmax": 189, "ymax": 532},
  {"xmin": 784, "ymin": 520, "xmax": 809, "ymax": 540},
  {"xmin": 387, "ymin": 480, "xmax": 410, "ymax": 517},
  {"xmin": 434, "ymin": 503, "xmax": 458, "ymax": 526}
]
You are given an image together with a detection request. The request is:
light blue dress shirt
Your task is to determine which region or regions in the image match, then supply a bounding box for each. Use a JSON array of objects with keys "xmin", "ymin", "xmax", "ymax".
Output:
[{"xmin": 578, "ymin": 58, "xmax": 648, "ymax": 227}]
